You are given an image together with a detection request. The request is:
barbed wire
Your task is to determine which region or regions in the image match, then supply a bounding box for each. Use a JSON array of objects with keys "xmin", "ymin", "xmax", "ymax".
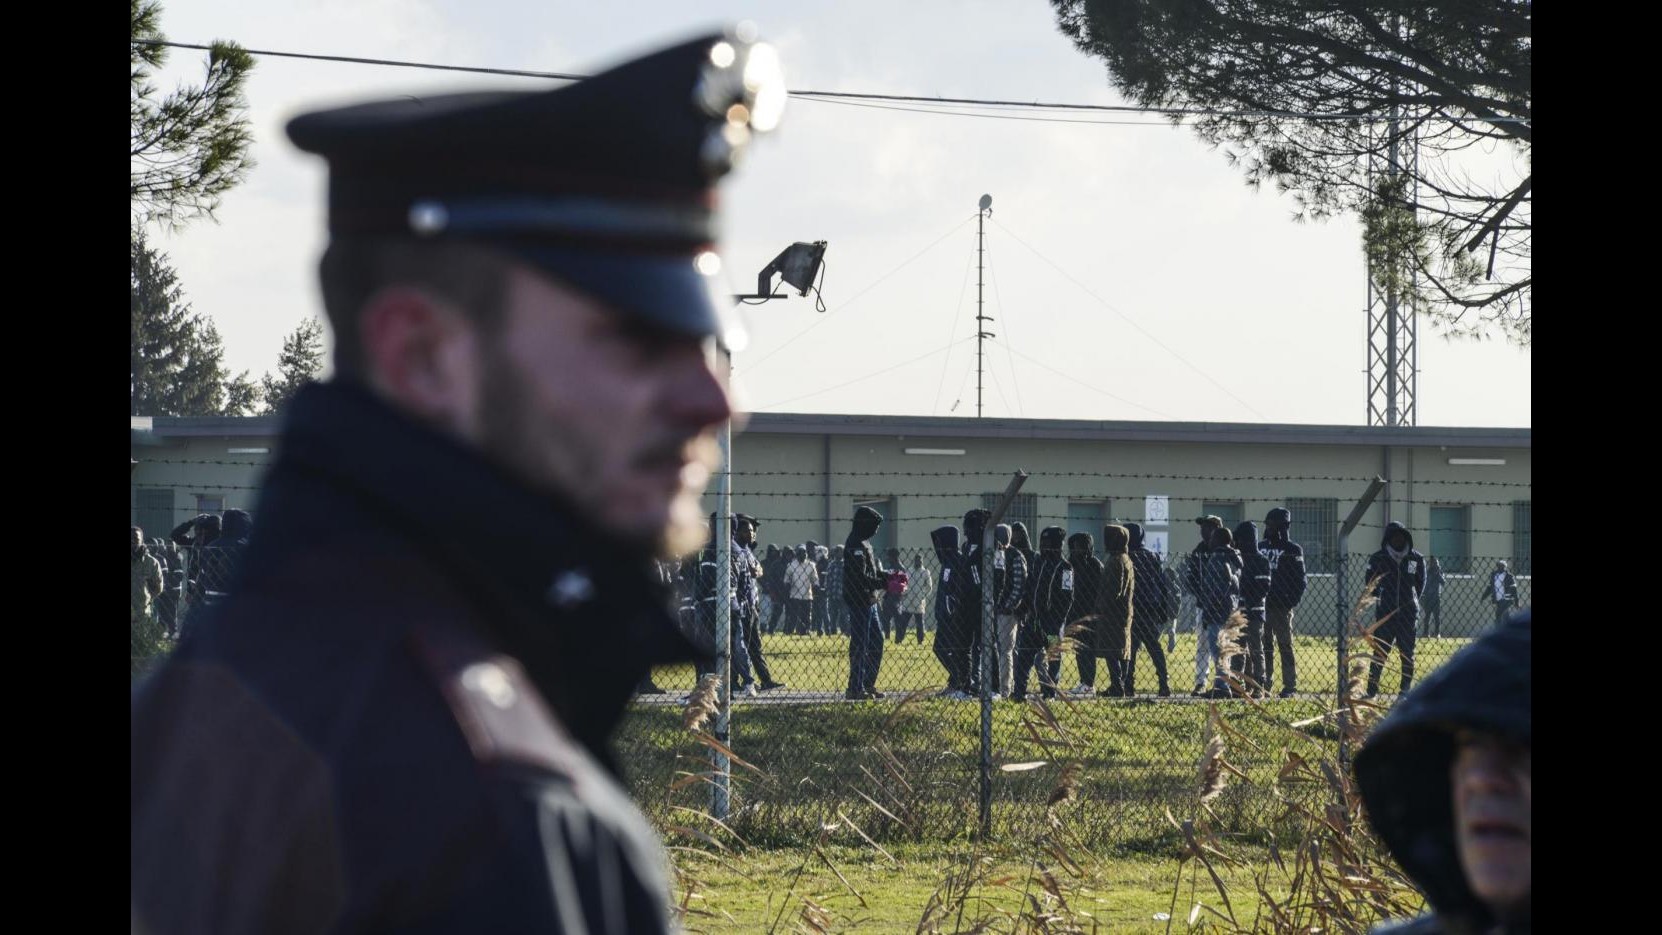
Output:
[
  {"xmin": 128, "ymin": 503, "xmax": 1524, "ymax": 536},
  {"xmin": 131, "ymin": 458, "xmax": 1531, "ymax": 488}
]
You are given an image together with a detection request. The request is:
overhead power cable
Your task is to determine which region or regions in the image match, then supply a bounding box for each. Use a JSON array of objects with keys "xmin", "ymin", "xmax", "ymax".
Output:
[{"xmin": 131, "ymin": 39, "xmax": 1530, "ymax": 127}]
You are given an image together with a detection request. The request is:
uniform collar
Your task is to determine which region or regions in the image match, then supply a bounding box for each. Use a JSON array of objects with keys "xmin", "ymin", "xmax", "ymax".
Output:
[{"xmin": 277, "ymin": 380, "xmax": 696, "ymax": 762}]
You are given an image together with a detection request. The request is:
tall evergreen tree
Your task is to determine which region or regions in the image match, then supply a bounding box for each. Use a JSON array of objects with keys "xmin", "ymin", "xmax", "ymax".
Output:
[
  {"xmin": 131, "ymin": 227, "xmax": 259, "ymax": 416},
  {"xmin": 259, "ymin": 318, "xmax": 326, "ymax": 414}
]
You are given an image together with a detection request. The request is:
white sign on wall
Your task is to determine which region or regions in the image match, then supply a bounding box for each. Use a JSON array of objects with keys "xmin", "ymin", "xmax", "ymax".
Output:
[
  {"xmin": 1144, "ymin": 495, "xmax": 1170, "ymax": 526},
  {"xmin": 1144, "ymin": 530, "xmax": 1170, "ymax": 558}
]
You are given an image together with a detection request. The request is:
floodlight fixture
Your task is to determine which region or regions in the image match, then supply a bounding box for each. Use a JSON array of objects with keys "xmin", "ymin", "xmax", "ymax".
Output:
[{"xmin": 734, "ymin": 240, "xmax": 827, "ymax": 300}]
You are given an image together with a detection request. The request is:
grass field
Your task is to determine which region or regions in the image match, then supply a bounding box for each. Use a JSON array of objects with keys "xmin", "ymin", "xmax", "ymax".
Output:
[
  {"xmin": 673, "ymin": 843, "xmax": 1301, "ymax": 933},
  {"xmin": 639, "ymin": 629, "xmax": 1474, "ymax": 698},
  {"xmin": 621, "ymin": 630, "xmax": 1470, "ymax": 849}
]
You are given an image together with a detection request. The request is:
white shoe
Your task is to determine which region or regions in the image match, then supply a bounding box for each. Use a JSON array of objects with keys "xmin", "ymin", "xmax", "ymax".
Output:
[
  {"xmin": 1067, "ymin": 684, "xmax": 1093, "ymax": 696},
  {"xmin": 947, "ymin": 690, "xmax": 972, "ymax": 701},
  {"xmin": 743, "ymin": 683, "xmax": 758, "ymax": 698}
]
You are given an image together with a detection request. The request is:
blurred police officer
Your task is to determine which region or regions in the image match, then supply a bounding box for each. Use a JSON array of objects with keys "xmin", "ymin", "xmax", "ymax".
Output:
[{"xmin": 131, "ymin": 29, "xmax": 785, "ymax": 934}]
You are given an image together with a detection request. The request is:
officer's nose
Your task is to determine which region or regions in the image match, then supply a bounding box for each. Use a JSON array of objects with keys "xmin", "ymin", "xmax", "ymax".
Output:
[{"xmin": 667, "ymin": 342, "xmax": 734, "ymax": 430}]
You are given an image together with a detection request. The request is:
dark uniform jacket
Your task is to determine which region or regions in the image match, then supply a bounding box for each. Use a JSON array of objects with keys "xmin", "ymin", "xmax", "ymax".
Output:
[
  {"xmin": 1366, "ymin": 522, "xmax": 1427, "ymax": 622},
  {"xmin": 841, "ymin": 535, "xmax": 886, "ymax": 608},
  {"xmin": 131, "ymin": 381, "xmax": 697, "ymax": 935},
  {"xmin": 1354, "ymin": 611, "xmax": 1532, "ymax": 934}
]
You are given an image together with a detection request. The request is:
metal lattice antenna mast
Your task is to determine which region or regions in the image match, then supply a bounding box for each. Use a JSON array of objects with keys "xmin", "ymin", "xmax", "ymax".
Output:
[
  {"xmin": 1365, "ymin": 21, "xmax": 1419, "ymax": 427},
  {"xmin": 976, "ymin": 194, "xmax": 994, "ymax": 418}
]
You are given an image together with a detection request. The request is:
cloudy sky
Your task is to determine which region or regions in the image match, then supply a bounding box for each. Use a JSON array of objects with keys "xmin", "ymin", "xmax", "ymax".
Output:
[{"xmin": 141, "ymin": 0, "xmax": 1530, "ymax": 427}]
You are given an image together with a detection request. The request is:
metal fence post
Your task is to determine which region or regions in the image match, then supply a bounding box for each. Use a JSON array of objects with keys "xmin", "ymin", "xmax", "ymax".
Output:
[
  {"xmin": 979, "ymin": 471, "xmax": 1028, "ymax": 840},
  {"xmin": 713, "ymin": 415, "xmax": 732, "ymax": 821}
]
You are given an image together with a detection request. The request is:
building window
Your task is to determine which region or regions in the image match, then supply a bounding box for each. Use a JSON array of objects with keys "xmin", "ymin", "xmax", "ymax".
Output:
[
  {"xmin": 195, "ymin": 494, "xmax": 225, "ymax": 514},
  {"xmin": 1067, "ymin": 499, "xmax": 1109, "ymax": 544},
  {"xmin": 1429, "ymin": 505, "xmax": 1472, "ymax": 574},
  {"xmin": 982, "ymin": 492, "xmax": 1038, "ymax": 543},
  {"xmin": 1202, "ymin": 501, "xmax": 1244, "ymax": 531},
  {"xmin": 853, "ymin": 497, "xmax": 897, "ymax": 559},
  {"xmin": 1286, "ymin": 497, "xmax": 1339, "ymax": 574},
  {"xmin": 1512, "ymin": 500, "xmax": 1531, "ymax": 576},
  {"xmin": 135, "ymin": 488, "xmax": 175, "ymax": 542}
]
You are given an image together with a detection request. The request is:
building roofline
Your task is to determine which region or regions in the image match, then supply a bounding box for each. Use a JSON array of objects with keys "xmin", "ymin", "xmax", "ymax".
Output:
[
  {"xmin": 740, "ymin": 413, "xmax": 1531, "ymax": 449},
  {"xmin": 130, "ymin": 411, "xmax": 1530, "ymax": 449}
]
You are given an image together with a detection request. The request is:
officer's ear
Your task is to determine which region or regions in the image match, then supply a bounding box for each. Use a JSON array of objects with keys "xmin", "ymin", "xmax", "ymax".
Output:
[{"xmin": 359, "ymin": 286, "xmax": 482, "ymax": 433}]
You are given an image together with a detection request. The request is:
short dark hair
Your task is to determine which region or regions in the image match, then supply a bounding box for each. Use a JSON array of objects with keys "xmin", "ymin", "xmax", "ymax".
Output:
[{"xmin": 318, "ymin": 239, "xmax": 515, "ymax": 375}]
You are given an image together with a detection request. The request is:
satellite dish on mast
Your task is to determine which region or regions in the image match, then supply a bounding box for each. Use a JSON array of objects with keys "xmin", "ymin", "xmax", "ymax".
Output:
[{"xmin": 978, "ymin": 194, "xmax": 992, "ymax": 213}]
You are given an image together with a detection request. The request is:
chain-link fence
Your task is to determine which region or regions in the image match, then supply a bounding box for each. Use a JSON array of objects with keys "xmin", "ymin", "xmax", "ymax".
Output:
[
  {"xmin": 616, "ymin": 478, "xmax": 1530, "ymax": 850},
  {"xmin": 129, "ymin": 465, "xmax": 1530, "ymax": 850},
  {"xmin": 130, "ymin": 533, "xmax": 240, "ymax": 680}
]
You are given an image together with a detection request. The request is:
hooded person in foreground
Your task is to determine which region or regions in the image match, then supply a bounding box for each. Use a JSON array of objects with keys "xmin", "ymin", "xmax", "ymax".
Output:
[{"xmin": 1354, "ymin": 610, "xmax": 1531, "ymax": 934}]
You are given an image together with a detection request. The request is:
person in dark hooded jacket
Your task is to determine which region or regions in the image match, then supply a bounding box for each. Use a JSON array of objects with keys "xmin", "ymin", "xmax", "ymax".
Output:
[
  {"xmin": 1009, "ymin": 521, "xmax": 1038, "ymax": 628},
  {"xmin": 762, "ymin": 544, "xmax": 788, "ymax": 634},
  {"xmin": 1096, "ymin": 524, "xmax": 1136, "ymax": 697},
  {"xmin": 991, "ymin": 523, "xmax": 1029, "ymax": 697},
  {"xmin": 1064, "ymin": 532, "xmax": 1104, "ymax": 695},
  {"xmin": 171, "ymin": 509, "xmax": 253, "ymax": 635},
  {"xmin": 930, "ymin": 524, "xmax": 975, "ymax": 697},
  {"xmin": 1123, "ymin": 523, "xmax": 1172, "ymax": 697},
  {"xmin": 1354, "ymin": 610, "xmax": 1530, "ymax": 934},
  {"xmin": 961, "ymin": 509, "xmax": 991, "ymax": 694},
  {"xmin": 842, "ymin": 506, "xmax": 889, "ymax": 699},
  {"xmin": 1366, "ymin": 521, "xmax": 1427, "ymax": 697},
  {"xmin": 1230, "ymin": 521, "xmax": 1272, "ymax": 697},
  {"xmin": 1259, "ymin": 507, "xmax": 1308, "ymax": 697},
  {"xmin": 1196, "ymin": 525, "xmax": 1242, "ymax": 697},
  {"xmin": 1013, "ymin": 526, "xmax": 1073, "ymax": 700}
]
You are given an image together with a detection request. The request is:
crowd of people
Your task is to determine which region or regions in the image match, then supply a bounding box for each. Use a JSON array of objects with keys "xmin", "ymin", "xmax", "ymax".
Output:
[
  {"xmin": 650, "ymin": 506, "xmax": 1528, "ymax": 703},
  {"xmin": 128, "ymin": 509, "xmax": 253, "ymax": 650},
  {"xmin": 131, "ymin": 502, "xmax": 1524, "ymax": 704}
]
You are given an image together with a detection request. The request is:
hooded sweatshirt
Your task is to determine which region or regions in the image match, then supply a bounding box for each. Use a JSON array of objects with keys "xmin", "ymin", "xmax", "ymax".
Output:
[
  {"xmin": 1233, "ymin": 521, "xmax": 1272, "ymax": 614},
  {"xmin": 1124, "ymin": 523, "xmax": 1172, "ymax": 626},
  {"xmin": 1259, "ymin": 513, "xmax": 1308, "ymax": 611},
  {"xmin": 1367, "ymin": 521, "xmax": 1426, "ymax": 621},
  {"xmin": 1029, "ymin": 527, "xmax": 1074, "ymax": 638},
  {"xmin": 1198, "ymin": 530, "xmax": 1242, "ymax": 627},
  {"xmin": 1009, "ymin": 522, "xmax": 1038, "ymax": 615},
  {"xmin": 992, "ymin": 524, "xmax": 1028, "ymax": 615},
  {"xmin": 1354, "ymin": 611, "xmax": 1531, "ymax": 934},
  {"xmin": 930, "ymin": 525, "xmax": 970, "ymax": 635},
  {"xmin": 1065, "ymin": 533, "xmax": 1104, "ymax": 640}
]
